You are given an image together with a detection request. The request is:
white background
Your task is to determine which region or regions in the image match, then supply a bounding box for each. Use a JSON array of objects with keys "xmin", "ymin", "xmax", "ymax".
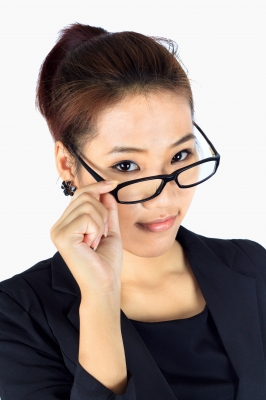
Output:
[{"xmin": 0, "ymin": 0, "xmax": 266, "ymax": 282}]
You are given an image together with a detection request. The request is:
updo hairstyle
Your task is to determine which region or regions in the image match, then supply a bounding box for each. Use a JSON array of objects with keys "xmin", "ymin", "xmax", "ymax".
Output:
[{"xmin": 36, "ymin": 23, "xmax": 194, "ymax": 178}]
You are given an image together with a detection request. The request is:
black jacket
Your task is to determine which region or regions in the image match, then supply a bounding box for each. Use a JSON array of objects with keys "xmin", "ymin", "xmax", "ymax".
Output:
[{"xmin": 0, "ymin": 225, "xmax": 266, "ymax": 400}]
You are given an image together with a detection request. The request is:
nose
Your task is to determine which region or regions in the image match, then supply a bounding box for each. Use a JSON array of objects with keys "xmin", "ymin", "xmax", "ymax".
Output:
[{"xmin": 142, "ymin": 178, "xmax": 180, "ymax": 209}]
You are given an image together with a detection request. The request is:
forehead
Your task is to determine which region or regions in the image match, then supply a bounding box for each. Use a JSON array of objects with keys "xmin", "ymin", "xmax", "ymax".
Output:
[{"xmin": 86, "ymin": 91, "xmax": 193, "ymax": 155}]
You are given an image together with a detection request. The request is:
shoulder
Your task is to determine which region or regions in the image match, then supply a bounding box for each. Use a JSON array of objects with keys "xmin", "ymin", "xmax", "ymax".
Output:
[
  {"xmin": 0, "ymin": 256, "xmax": 53, "ymax": 290},
  {"xmin": 0, "ymin": 251, "xmax": 78, "ymax": 323},
  {"xmin": 196, "ymin": 231, "xmax": 266, "ymax": 278},
  {"xmin": 0, "ymin": 256, "xmax": 54, "ymax": 314},
  {"xmin": 180, "ymin": 225, "xmax": 266, "ymax": 258},
  {"xmin": 179, "ymin": 226, "xmax": 266, "ymax": 277},
  {"xmin": 230, "ymin": 238, "xmax": 266, "ymax": 260},
  {"xmin": 203, "ymin": 235, "xmax": 266, "ymax": 262},
  {"xmin": 201, "ymin": 233, "xmax": 266, "ymax": 257}
]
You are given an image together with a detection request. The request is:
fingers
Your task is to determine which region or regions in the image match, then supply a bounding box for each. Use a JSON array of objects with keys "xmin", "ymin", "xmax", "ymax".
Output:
[
  {"xmin": 70, "ymin": 180, "xmax": 119, "ymax": 203},
  {"xmin": 53, "ymin": 211, "xmax": 102, "ymax": 251},
  {"xmin": 99, "ymin": 191, "xmax": 121, "ymax": 239},
  {"xmin": 58, "ymin": 200, "xmax": 105, "ymax": 236},
  {"xmin": 55, "ymin": 180, "xmax": 119, "ymax": 227},
  {"xmin": 51, "ymin": 180, "xmax": 120, "ymax": 251}
]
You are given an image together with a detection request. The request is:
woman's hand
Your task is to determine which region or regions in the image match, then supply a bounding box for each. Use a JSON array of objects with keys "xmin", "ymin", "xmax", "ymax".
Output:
[{"xmin": 50, "ymin": 180, "xmax": 123, "ymax": 294}]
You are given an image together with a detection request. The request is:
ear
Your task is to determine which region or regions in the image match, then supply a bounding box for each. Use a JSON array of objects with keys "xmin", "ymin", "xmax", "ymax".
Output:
[{"xmin": 54, "ymin": 141, "xmax": 77, "ymax": 185}]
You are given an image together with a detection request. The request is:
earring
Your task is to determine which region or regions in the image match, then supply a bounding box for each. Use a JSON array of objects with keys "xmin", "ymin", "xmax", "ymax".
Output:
[{"xmin": 61, "ymin": 180, "xmax": 77, "ymax": 196}]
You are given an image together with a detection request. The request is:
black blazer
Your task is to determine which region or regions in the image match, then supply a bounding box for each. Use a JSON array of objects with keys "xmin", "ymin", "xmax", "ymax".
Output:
[{"xmin": 0, "ymin": 225, "xmax": 266, "ymax": 400}]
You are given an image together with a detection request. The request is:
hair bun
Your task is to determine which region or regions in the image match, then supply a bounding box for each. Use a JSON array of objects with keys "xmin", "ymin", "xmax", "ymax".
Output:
[
  {"xmin": 36, "ymin": 23, "xmax": 108, "ymax": 119},
  {"xmin": 57, "ymin": 22, "xmax": 108, "ymax": 53}
]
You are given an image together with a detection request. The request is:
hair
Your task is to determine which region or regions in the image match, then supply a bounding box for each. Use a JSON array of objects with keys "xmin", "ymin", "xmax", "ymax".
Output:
[{"xmin": 36, "ymin": 22, "xmax": 194, "ymax": 178}]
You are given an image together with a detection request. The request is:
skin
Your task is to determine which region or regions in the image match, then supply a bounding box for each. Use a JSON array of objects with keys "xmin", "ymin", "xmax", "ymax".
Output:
[{"xmin": 55, "ymin": 90, "xmax": 197, "ymax": 294}]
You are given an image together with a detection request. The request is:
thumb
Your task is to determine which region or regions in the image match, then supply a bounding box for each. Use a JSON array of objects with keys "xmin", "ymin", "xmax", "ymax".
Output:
[{"xmin": 100, "ymin": 192, "xmax": 121, "ymax": 238}]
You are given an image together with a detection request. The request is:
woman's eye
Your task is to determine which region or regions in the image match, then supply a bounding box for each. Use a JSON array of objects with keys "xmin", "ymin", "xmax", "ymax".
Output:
[
  {"xmin": 112, "ymin": 161, "xmax": 139, "ymax": 173},
  {"xmin": 172, "ymin": 150, "xmax": 191, "ymax": 163},
  {"xmin": 112, "ymin": 150, "xmax": 192, "ymax": 173}
]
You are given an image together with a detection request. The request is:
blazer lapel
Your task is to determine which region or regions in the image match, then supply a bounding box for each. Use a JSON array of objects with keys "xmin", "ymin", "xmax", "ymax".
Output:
[
  {"xmin": 177, "ymin": 226, "xmax": 266, "ymax": 400},
  {"xmin": 51, "ymin": 251, "xmax": 80, "ymax": 368},
  {"xmin": 121, "ymin": 309, "xmax": 178, "ymax": 399}
]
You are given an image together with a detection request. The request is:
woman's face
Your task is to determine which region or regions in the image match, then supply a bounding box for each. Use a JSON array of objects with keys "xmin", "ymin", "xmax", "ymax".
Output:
[{"xmin": 72, "ymin": 91, "xmax": 196, "ymax": 258}]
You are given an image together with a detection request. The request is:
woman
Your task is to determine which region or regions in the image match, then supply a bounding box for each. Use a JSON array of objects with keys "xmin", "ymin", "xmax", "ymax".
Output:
[{"xmin": 0, "ymin": 22, "xmax": 265, "ymax": 400}]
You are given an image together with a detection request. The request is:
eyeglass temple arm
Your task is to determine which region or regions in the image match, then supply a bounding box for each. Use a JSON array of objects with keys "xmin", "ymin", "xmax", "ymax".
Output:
[
  {"xmin": 67, "ymin": 145, "xmax": 105, "ymax": 182},
  {"xmin": 192, "ymin": 121, "xmax": 219, "ymax": 156}
]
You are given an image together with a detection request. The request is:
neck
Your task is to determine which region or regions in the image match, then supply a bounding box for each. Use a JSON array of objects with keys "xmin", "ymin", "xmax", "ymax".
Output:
[{"xmin": 120, "ymin": 239, "xmax": 188, "ymax": 290}]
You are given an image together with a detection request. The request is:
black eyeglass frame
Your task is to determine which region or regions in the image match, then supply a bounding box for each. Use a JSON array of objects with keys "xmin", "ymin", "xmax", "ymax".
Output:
[{"xmin": 68, "ymin": 121, "xmax": 220, "ymax": 204}]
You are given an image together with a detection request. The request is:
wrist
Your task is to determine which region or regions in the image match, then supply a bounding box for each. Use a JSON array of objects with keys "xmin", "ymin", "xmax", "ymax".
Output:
[
  {"xmin": 79, "ymin": 277, "xmax": 121, "ymax": 300},
  {"xmin": 80, "ymin": 287, "xmax": 121, "ymax": 311}
]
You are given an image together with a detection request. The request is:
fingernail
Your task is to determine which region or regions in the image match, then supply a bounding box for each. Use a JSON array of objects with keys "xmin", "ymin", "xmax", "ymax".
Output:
[
  {"xmin": 104, "ymin": 180, "xmax": 119, "ymax": 185},
  {"xmin": 93, "ymin": 236, "xmax": 101, "ymax": 251},
  {"xmin": 104, "ymin": 222, "xmax": 108, "ymax": 238}
]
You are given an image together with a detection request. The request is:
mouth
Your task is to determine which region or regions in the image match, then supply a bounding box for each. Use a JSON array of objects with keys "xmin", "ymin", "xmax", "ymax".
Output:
[{"xmin": 136, "ymin": 215, "xmax": 177, "ymax": 233}]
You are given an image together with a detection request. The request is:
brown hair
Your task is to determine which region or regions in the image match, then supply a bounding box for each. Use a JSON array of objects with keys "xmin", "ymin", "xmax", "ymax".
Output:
[{"xmin": 36, "ymin": 22, "xmax": 194, "ymax": 178}]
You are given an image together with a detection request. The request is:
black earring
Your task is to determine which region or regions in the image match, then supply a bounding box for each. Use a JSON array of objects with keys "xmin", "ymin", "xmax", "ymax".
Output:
[{"xmin": 61, "ymin": 181, "xmax": 77, "ymax": 196}]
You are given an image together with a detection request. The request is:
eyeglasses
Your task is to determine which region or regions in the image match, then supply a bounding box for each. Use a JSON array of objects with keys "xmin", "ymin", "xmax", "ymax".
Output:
[{"xmin": 68, "ymin": 122, "xmax": 220, "ymax": 204}]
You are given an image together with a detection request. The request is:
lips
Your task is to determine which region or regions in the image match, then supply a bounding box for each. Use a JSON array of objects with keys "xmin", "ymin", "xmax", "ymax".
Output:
[
  {"xmin": 138, "ymin": 215, "xmax": 177, "ymax": 225},
  {"xmin": 136, "ymin": 215, "xmax": 177, "ymax": 233}
]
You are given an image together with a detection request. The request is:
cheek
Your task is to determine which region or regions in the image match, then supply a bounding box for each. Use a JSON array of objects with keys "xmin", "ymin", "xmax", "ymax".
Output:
[
  {"xmin": 180, "ymin": 186, "xmax": 196, "ymax": 211},
  {"xmin": 117, "ymin": 204, "xmax": 144, "ymax": 245},
  {"xmin": 117, "ymin": 204, "xmax": 138, "ymax": 229}
]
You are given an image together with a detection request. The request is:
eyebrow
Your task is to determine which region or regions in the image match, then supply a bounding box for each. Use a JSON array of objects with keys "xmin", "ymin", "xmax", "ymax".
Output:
[{"xmin": 106, "ymin": 133, "xmax": 196, "ymax": 155}]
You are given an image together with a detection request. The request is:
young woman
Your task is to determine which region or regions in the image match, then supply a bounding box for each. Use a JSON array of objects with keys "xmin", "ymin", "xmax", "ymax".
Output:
[{"xmin": 0, "ymin": 23, "xmax": 265, "ymax": 400}]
